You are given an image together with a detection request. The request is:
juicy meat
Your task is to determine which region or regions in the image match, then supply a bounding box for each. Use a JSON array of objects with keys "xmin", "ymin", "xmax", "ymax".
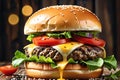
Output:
[
  {"xmin": 67, "ymin": 45, "xmax": 104, "ymax": 61},
  {"xmin": 25, "ymin": 47, "xmax": 63, "ymax": 62},
  {"xmin": 24, "ymin": 45, "xmax": 104, "ymax": 62}
]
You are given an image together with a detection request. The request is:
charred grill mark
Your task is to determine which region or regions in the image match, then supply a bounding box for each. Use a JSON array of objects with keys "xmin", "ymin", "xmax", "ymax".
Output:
[
  {"xmin": 24, "ymin": 46, "xmax": 63, "ymax": 62},
  {"xmin": 32, "ymin": 47, "xmax": 44, "ymax": 56},
  {"xmin": 67, "ymin": 45, "xmax": 104, "ymax": 61}
]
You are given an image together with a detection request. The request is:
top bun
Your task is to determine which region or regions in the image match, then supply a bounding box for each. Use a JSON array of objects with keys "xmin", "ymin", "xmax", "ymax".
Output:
[{"xmin": 24, "ymin": 5, "xmax": 101, "ymax": 35}]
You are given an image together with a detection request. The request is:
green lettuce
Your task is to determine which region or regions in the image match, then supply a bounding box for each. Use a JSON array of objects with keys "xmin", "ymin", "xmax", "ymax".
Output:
[
  {"xmin": 12, "ymin": 50, "xmax": 119, "ymax": 79},
  {"xmin": 12, "ymin": 50, "xmax": 117, "ymax": 70},
  {"xmin": 74, "ymin": 31, "xmax": 99, "ymax": 37},
  {"xmin": 27, "ymin": 33, "xmax": 42, "ymax": 42},
  {"xmin": 68, "ymin": 55, "xmax": 117, "ymax": 70},
  {"xmin": 26, "ymin": 31, "xmax": 99, "ymax": 42},
  {"xmin": 104, "ymin": 55, "xmax": 117, "ymax": 70},
  {"xmin": 81, "ymin": 58, "xmax": 104, "ymax": 70},
  {"xmin": 46, "ymin": 31, "xmax": 72, "ymax": 38},
  {"xmin": 68, "ymin": 58, "xmax": 78, "ymax": 64},
  {"xmin": 12, "ymin": 50, "xmax": 56, "ymax": 67}
]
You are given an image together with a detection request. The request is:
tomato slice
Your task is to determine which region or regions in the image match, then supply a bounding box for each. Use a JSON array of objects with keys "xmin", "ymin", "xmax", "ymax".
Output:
[
  {"xmin": 32, "ymin": 36, "xmax": 69, "ymax": 46},
  {"xmin": 0, "ymin": 65, "xmax": 18, "ymax": 76},
  {"xmin": 73, "ymin": 35, "xmax": 106, "ymax": 47}
]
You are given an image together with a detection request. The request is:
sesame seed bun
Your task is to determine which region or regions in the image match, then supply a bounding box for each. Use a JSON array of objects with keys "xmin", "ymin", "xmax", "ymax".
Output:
[
  {"xmin": 24, "ymin": 5, "xmax": 101, "ymax": 35},
  {"xmin": 23, "ymin": 5, "xmax": 103, "ymax": 79}
]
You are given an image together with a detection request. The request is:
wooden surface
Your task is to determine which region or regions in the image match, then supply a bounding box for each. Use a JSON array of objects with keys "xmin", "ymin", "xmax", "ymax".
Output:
[{"xmin": 0, "ymin": 62, "xmax": 120, "ymax": 80}]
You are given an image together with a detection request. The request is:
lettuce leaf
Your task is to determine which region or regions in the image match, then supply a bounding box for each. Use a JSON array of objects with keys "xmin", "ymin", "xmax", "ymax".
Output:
[
  {"xmin": 50, "ymin": 63, "xmax": 58, "ymax": 68},
  {"xmin": 27, "ymin": 55, "xmax": 39, "ymax": 62},
  {"xmin": 104, "ymin": 55, "xmax": 117, "ymax": 70},
  {"xmin": 81, "ymin": 58, "xmax": 104, "ymax": 70},
  {"xmin": 27, "ymin": 33, "xmax": 42, "ymax": 42},
  {"xmin": 12, "ymin": 50, "xmax": 27, "ymax": 60},
  {"xmin": 27, "ymin": 31, "xmax": 72, "ymax": 42},
  {"xmin": 26, "ymin": 31, "xmax": 99, "ymax": 42},
  {"xmin": 38, "ymin": 56, "xmax": 55, "ymax": 64},
  {"xmin": 12, "ymin": 50, "xmax": 117, "ymax": 71},
  {"xmin": 12, "ymin": 50, "xmax": 56, "ymax": 67},
  {"xmin": 46, "ymin": 31, "xmax": 72, "ymax": 38},
  {"xmin": 38, "ymin": 56, "xmax": 47, "ymax": 63},
  {"xmin": 12, "ymin": 58, "xmax": 25, "ymax": 67},
  {"xmin": 80, "ymin": 55, "xmax": 117, "ymax": 70},
  {"xmin": 68, "ymin": 58, "xmax": 78, "ymax": 64},
  {"xmin": 74, "ymin": 31, "xmax": 99, "ymax": 37}
]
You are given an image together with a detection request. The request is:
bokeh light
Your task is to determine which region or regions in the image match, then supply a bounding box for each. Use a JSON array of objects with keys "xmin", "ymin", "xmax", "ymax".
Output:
[
  {"xmin": 22, "ymin": 5, "xmax": 33, "ymax": 16},
  {"xmin": 8, "ymin": 14, "xmax": 19, "ymax": 25}
]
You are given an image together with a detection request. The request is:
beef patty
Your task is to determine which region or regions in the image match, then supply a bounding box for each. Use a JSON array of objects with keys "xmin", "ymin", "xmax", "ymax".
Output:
[{"xmin": 24, "ymin": 45, "xmax": 104, "ymax": 62}]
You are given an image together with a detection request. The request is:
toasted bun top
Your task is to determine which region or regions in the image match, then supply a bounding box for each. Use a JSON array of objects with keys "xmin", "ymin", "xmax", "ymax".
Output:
[{"xmin": 24, "ymin": 5, "xmax": 102, "ymax": 35}]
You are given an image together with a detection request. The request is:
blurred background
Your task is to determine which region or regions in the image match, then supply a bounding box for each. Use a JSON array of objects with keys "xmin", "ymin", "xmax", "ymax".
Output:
[{"xmin": 0, "ymin": 0, "xmax": 120, "ymax": 64}]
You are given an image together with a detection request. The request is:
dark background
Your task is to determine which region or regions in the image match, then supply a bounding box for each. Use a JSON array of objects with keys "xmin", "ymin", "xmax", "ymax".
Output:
[{"xmin": 0, "ymin": 0, "xmax": 120, "ymax": 64}]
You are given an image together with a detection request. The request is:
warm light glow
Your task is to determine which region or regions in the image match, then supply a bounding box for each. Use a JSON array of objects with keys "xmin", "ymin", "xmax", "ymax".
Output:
[
  {"xmin": 22, "ymin": 5, "xmax": 33, "ymax": 16},
  {"xmin": 8, "ymin": 14, "xmax": 19, "ymax": 25}
]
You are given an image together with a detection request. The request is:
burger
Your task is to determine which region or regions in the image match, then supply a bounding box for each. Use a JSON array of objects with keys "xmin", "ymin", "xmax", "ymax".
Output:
[{"xmin": 12, "ymin": 5, "xmax": 117, "ymax": 79}]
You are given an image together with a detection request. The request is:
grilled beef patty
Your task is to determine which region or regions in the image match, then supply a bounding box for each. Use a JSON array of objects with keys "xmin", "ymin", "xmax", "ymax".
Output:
[
  {"xmin": 67, "ymin": 45, "xmax": 104, "ymax": 61},
  {"xmin": 24, "ymin": 45, "xmax": 104, "ymax": 62}
]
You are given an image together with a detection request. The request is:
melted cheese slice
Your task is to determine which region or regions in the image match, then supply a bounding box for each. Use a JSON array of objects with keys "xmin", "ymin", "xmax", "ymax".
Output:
[
  {"xmin": 24, "ymin": 44, "xmax": 38, "ymax": 57},
  {"xmin": 52, "ymin": 42, "xmax": 83, "ymax": 80},
  {"xmin": 52, "ymin": 42, "xmax": 83, "ymax": 56}
]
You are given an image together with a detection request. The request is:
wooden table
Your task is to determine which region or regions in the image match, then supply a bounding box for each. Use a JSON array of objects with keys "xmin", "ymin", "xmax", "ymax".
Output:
[{"xmin": 0, "ymin": 62, "xmax": 120, "ymax": 80}]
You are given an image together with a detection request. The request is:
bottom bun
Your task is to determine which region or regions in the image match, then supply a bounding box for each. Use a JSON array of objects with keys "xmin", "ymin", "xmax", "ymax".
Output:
[{"xmin": 25, "ymin": 62, "xmax": 103, "ymax": 79}]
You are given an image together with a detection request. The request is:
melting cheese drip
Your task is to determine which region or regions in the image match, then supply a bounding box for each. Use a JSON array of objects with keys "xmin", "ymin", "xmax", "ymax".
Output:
[
  {"xmin": 52, "ymin": 42, "xmax": 83, "ymax": 80},
  {"xmin": 57, "ymin": 55, "xmax": 67, "ymax": 80},
  {"xmin": 24, "ymin": 44, "xmax": 38, "ymax": 57}
]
